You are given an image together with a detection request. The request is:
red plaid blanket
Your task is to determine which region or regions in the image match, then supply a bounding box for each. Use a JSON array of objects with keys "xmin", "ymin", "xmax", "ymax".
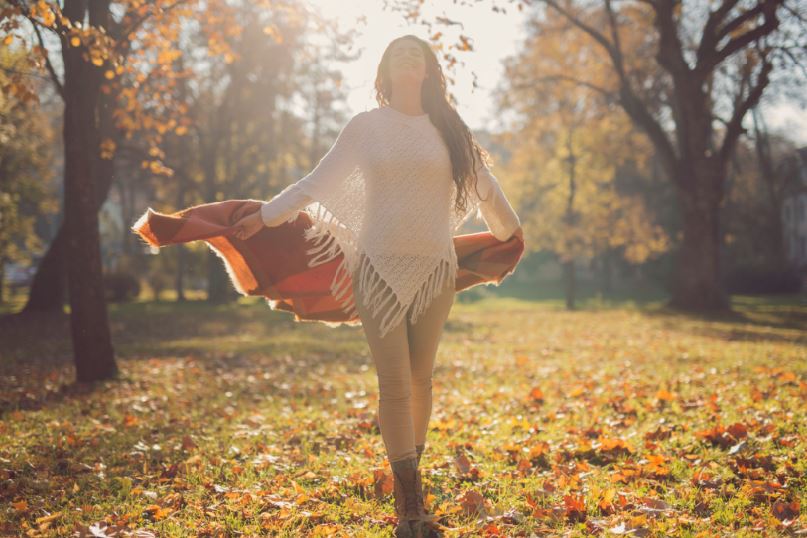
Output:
[{"xmin": 131, "ymin": 200, "xmax": 525, "ymax": 327}]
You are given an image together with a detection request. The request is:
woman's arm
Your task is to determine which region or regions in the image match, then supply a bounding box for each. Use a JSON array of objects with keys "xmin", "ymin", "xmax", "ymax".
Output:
[
  {"xmin": 259, "ymin": 183, "xmax": 314, "ymax": 227},
  {"xmin": 473, "ymin": 154, "xmax": 521, "ymax": 241},
  {"xmin": 260, "ymin": 112, "xmax": 365, "ymax": 227}
]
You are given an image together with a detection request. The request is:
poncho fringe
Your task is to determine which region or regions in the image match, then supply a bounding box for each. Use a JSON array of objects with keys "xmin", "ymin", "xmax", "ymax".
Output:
[{"xmin": 300, "ymin": 199, "xmax": 459, "ymax": 338}]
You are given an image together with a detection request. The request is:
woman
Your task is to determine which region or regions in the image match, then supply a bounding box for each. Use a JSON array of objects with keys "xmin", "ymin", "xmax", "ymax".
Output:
[{"xmin": 233, "ymin": 34, "xmax": 523, "ymax": 538}]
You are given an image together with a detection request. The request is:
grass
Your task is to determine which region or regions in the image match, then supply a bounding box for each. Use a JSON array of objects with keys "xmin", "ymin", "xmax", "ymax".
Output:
[{"xmin": 0, "ymin": 289, "xmax": 805, "ymax": 537}]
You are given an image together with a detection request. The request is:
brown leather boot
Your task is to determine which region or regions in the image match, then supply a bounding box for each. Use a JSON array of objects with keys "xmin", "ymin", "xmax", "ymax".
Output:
[
  {"xmin": 411, "ymin": 455, "xmax": 443, "ymax": 538},
  {"xmin": 391, "ymin": 456, "xmax": 442, "ymax": 538},
  {"xmin": 413, "ymin": 445, "xmax": 440, "ymax": 526}
]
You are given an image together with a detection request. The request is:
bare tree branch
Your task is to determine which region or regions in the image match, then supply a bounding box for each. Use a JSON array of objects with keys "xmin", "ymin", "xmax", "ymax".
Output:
[
  {"xmin": 7, "ymin": 0, "xmax": 66, "ymax": 97},
  {"xmin": 654, "ymin": 0, "xmax": 690, "ymax": 75},
  {"xmin": 25, "ymin": 14, "xmax": 64, "ymax": 98},
  {"xmin": 718, "ymin": 58, "xmax": 773, "ymax": 164},
  {"xmin": 540, "ymin": 0, "xmax": 680, "ymax": 179},
  {"xmin": 715, "ymin": 2, "xmax": 767, "ymax": 43},
  {"xmin": 603, "ymin": 0, "xmax": 627, "ymax": 79},
  {"xmin": 619, "ymin": 85, "xmax": 680, "ymax": 179},
  {"xmin": 541, "ymin": 0, "xmax": 616, "ymax": 55},
  {"xmin": 781, "ymin": 0, "xmax": 807, "ymax": 24},
  {"xmin": 698, "ymin": 0, "xmax": 783, "ymax": 73},
  {"xmin": 697, "ymin": 0, "xmax": 743, "ymax": 63},
  {"xmin": 779, "ymin": 45, "xmax": 807, "ymax": 80}
]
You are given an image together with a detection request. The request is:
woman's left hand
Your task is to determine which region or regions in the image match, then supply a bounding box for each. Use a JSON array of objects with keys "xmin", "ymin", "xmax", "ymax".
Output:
[
  {"xmin": 511, "ymin": 226, "xmax": 524, "ymax": 242},
  {"xmin": 232, "ymin": 210, "xmax": 265, "ymax": 241}
]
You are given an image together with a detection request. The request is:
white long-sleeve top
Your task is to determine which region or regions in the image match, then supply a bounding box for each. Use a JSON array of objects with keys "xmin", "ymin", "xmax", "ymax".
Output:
[{"xmin": 260, "ymin": 105, "xmax": 521, "ymax": 337}]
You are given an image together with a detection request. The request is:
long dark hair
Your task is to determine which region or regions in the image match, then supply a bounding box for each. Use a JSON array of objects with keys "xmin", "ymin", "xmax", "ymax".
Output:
[{"xmin": 374, "ymin": 34, "xmax": 491, "ymax": 215}]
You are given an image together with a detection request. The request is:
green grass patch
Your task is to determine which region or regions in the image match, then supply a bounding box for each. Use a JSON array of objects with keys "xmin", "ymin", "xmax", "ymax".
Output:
[{"xmin": 0, "ymin": 293, "xmax": 805, "ymax": 536}]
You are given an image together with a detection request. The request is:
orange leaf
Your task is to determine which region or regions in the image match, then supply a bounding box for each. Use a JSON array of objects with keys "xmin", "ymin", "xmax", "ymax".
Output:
[
  {"xmin": 563, "ymin": 493, "xmax": 586, "ymax": 522},
  {"xmin": 454, "ymin": 453, "xmax": 472, "ymax": 475},
  {"xmin": 529, "ymin": 386, "xmax": 544, "ymax": 402},
  {"xmin": 372, "ymin": 468, "xmax": 393, "ymax": 498},
  {"xmin": 772, "ymin": 500, "xmax": 800, "ymax": 522},
  {"xmin": 456, "ymin": 489, "xmax": 486, "ymax": 516}
]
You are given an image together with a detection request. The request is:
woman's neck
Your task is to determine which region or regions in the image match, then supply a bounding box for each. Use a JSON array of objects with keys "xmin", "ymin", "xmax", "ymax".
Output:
[{"xmin": 388, "ymin": 94, "xmax": 425, "ymax": 116}]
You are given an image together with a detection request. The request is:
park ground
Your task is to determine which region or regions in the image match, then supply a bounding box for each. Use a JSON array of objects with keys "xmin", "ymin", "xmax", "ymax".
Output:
[{"xmin": 0, "ymin": 284, "xmax": 805, "ymax": 537}]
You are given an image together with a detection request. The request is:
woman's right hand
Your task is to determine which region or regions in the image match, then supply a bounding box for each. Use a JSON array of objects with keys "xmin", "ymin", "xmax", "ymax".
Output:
[
  {"xmin": 232, "ymin": 210, "xmax": 266, "ymax": 241},
  {"xmin": 511, "ymin": 226, "xmax": 524, "ymax": 242}
]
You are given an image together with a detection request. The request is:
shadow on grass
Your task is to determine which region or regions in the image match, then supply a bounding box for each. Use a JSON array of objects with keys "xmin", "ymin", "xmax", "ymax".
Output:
[
  {"xmin": 0, "ymin": 299, "xmax": 371, "ymax": 417},
  {"xmin": 0, "ymin": 300, "xmax": 366, "ymax": 364},
  {"xmin": 636, "ymin": 295, "xmax": 807, "ymax": 345},
  {"xmin": 467, "ymin": 276, "xmax": 806, "ymax": 344}
]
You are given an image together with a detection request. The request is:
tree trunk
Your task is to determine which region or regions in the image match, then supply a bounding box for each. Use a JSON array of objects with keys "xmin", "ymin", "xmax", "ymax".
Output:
[
  {"xmin": 116, "ymin": 174, "xmax": 131, "ymax": 256},
  {"xmin": 561, "ymin": 127, "xmax": 578, "ymax": 310},
  {"xmin": 601, "ymin": 248, "xmax": 613, "ymax": 295},
  {"xmin": 172, "ymin": 58, "xmax": 190, "ymax": 303},
  {"xmin": 21, "ymin": 227, "xmax": 67, "ymax": 313},
  {"xmin": 0, "ymin": 261, "xmax": 5, "ymax": 304},
  {"xmin": 62, "ymin": 0, "xmax": 117, "ymax": 382},
  {"xmin": 751, "ymin": 108, "xmax": 789, "ymax": 269},
  {"xmin": 175, "ymin": 178, "xmax": 187, "ymax": 302},
  {"xmin": 563, "ymin": 259, "xmax": 576, "ymax": 309},
  {"xmin": 21, "ymin": 65, "xmax": 118, "ymax": 316},
  {"xmin": 176, "ymin": 246, "xmax": 187, "ymax": 302},
  {"xmin": 201, "ymin": 120, "xmax": 235, "ymax": 303},
  {"xmin": 203, "ymin": 161, "xmax": 231, "ymax": 303},
  {"xmin": 764, "ymin": 199, "xmax": 788, "ymax": 269},
  {"xmin": 669, "ymin": 166, "xmax": 730, "ymax": 312}
]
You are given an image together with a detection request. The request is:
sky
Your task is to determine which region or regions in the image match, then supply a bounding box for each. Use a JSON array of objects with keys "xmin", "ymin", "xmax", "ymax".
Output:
[{"xmin": 303, "ymin": 0, "xmax": 807, "ymax": 146}]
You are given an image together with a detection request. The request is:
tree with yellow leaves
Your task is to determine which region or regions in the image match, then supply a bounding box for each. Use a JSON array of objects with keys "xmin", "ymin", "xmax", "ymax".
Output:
[
  {"xmin": 0, "ymin": 0, "xmax": 278, "ymax": 381},
  {"xmin": 495, "ymin": 66, "xmax": 669, "ymax": 307},
  {"xmin": 509, "ymin": 0, "xmax": 805, "ymax": 312}
]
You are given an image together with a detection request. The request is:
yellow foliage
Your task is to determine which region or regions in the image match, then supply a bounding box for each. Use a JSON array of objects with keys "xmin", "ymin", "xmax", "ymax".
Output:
[
  {"xmin": 157, "ymin": 48, "xmax": 181, "ymax": 65},
  {"xmin": 495, "ymin": 5, "xmax": 669, "ymax": 266},
  {"xmin": 99, "ymin": 138, "xmax": 116, "ymax": 160},
  {"xmin": 263, "ymin": 25, "xmax": 284, "ymax": 44}
]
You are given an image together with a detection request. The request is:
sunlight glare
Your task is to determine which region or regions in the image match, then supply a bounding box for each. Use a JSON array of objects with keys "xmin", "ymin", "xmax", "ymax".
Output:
[{"xmin": 300, "ymin": 0, "xmax": 527, "ymax": 131}]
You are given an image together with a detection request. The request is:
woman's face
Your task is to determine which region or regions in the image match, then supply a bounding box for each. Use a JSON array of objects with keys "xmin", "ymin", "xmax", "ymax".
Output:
[{"xmin": 387, "ymin": 39, "xmax": 427, "ymax": 88}]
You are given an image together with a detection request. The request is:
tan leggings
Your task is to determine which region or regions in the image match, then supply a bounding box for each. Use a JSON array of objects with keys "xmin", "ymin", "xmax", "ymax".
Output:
[{"xmin": 352, "ymin": 263, "xmax": 455, "ymax": 463}]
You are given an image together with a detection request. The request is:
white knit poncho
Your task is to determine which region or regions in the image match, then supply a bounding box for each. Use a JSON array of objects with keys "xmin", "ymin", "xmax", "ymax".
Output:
[{"xmin": 260, "ymin": 105, "xmax": 521, "ymax": 338}]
